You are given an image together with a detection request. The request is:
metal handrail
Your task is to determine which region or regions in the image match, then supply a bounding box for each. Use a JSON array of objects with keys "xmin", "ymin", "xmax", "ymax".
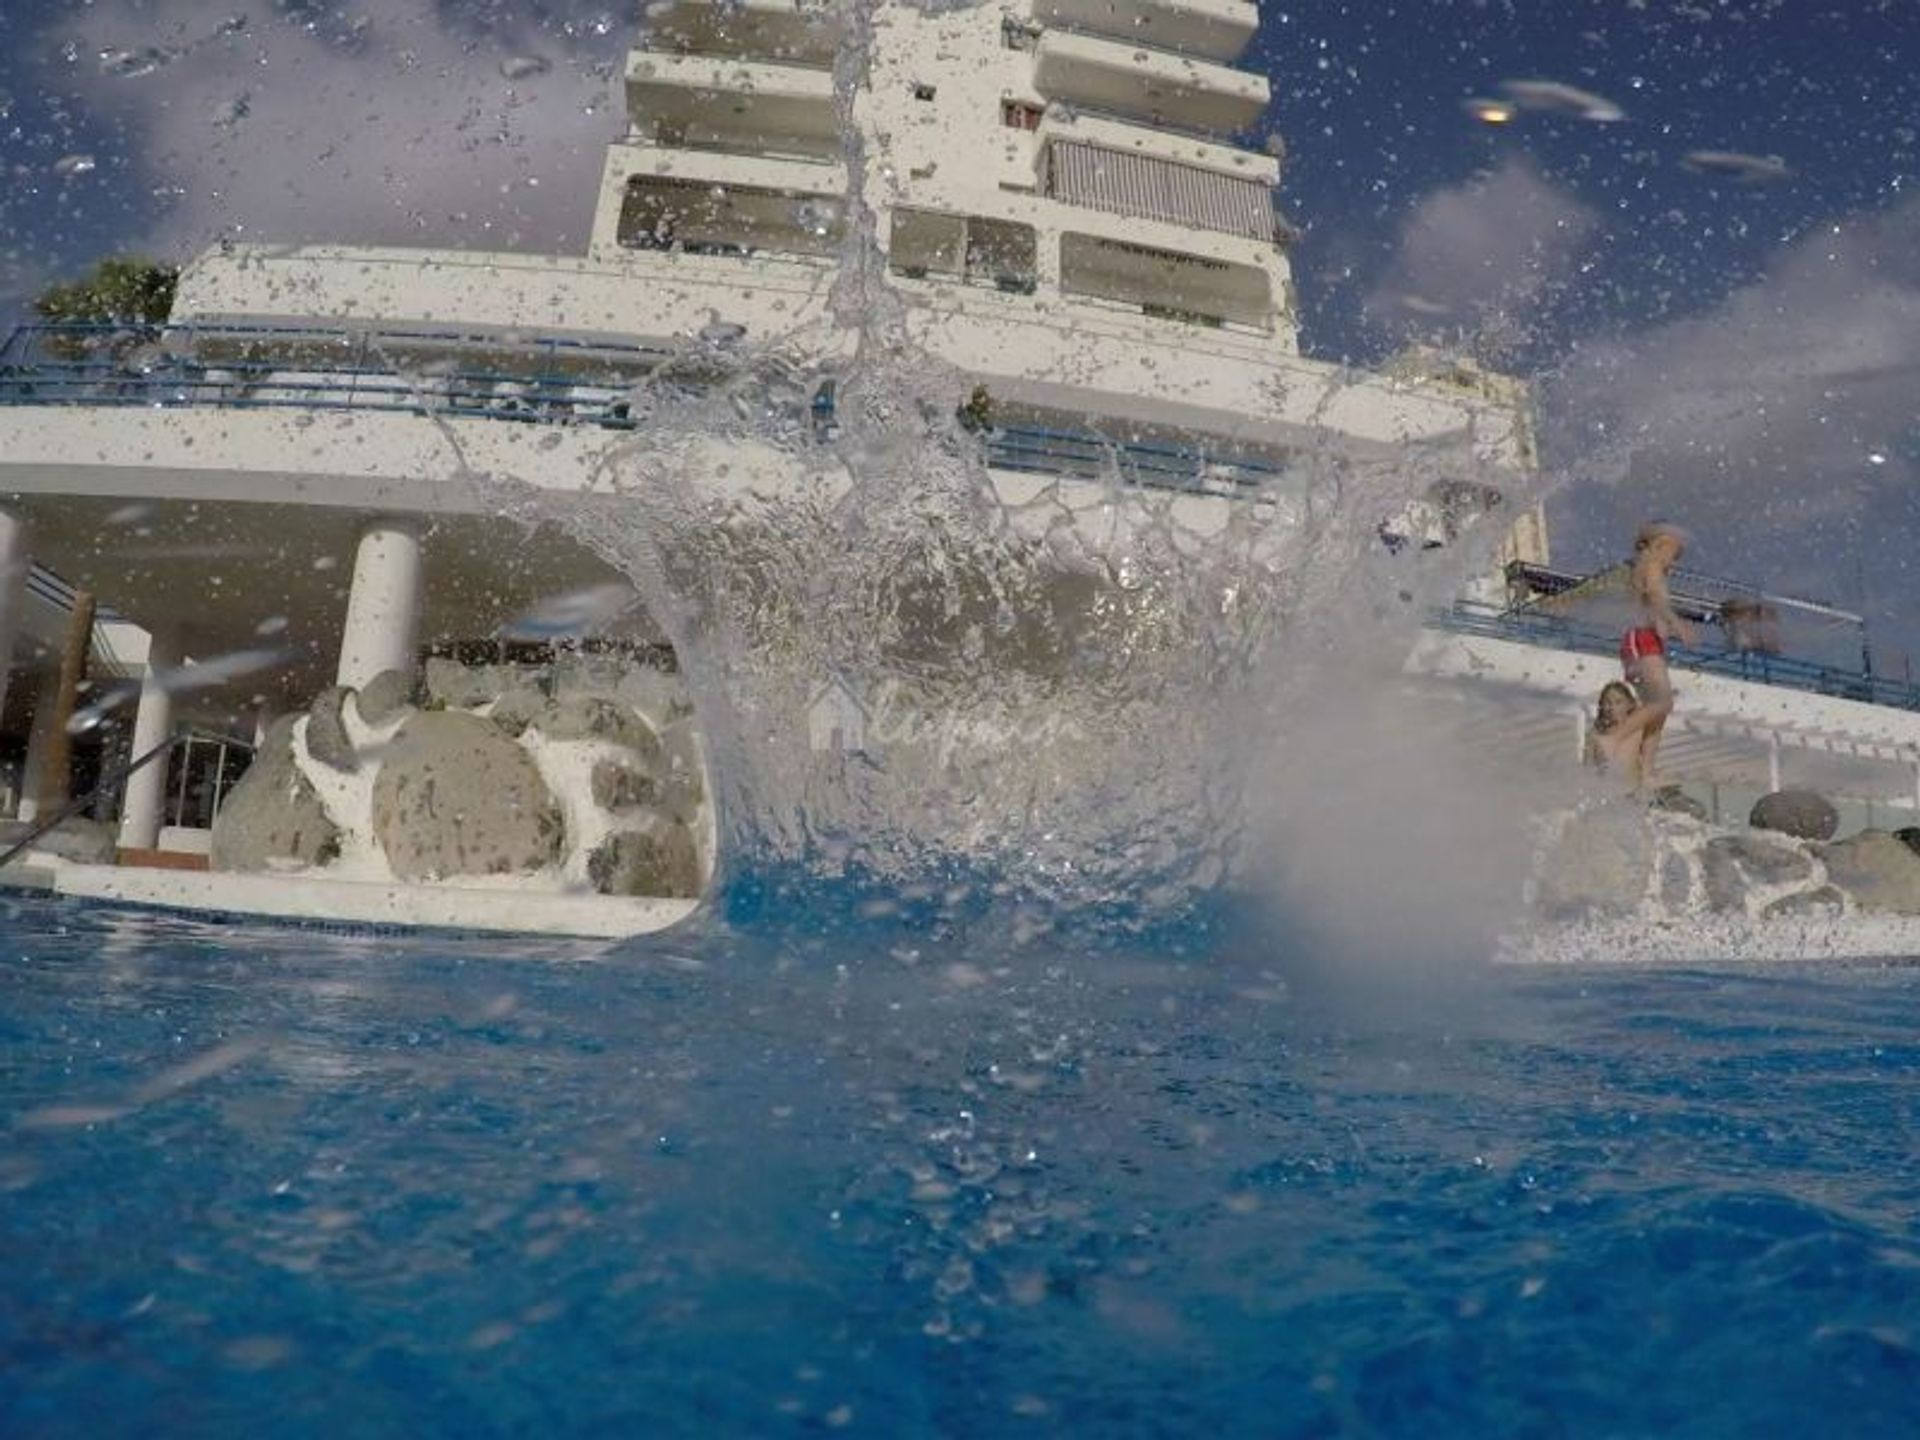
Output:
[
  {"xmin": 1431, "ymin": 601, "xmax": 1920, "ymax": 713},
  {"xmin": 0, "ymin": 733, "xmax": 181, "ymax": 869}
]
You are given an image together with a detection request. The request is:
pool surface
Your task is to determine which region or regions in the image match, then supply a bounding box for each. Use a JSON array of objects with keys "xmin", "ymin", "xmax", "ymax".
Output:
[{"xmin": 2, "ymin": 892, "xmax": 1917, "ymax": 1436}]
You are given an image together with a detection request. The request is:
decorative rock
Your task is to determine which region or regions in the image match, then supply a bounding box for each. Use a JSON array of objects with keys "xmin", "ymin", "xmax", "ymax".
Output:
[
  {"xmin": 487, "ymin": 684, "xmax": 548, "ymax": 738},
  {"xmin": 355, "ymin": 668, "xmax": 417, "ymax": 726},
  {"xmin": 1532, "ymin": 805, "xmax": 1653, "ymax": 920},
  {"xmin": 656, "ymin": 721, "xmax": 707, "ymax": 823},
  {"xmin": 304, "ymin": 685, "xmax": 358, "ymax": 772},
  {"xmin": 423, "ymin": 657, "xmax": 531, "ymax": 710},
  {"xmin": 1701, "ymin": 841, "xmax": 1747, "ymax": 915},
  {"xmin": 370, "ymin": 712, "xmax": 563, "ymax": 880},
  {"xmin": 528, "ymin": 695, "xmax": 661, "ymax": 761},
  {"xmin": 1817, "ymin": 831, "xmax": 1920, "ymax": 915},
  {"xmin": 1659, "ymin": 851, "xmax": 1693, "ymax": 912},
  {"xmin": 587, "ymin": 820, "xmax": 702, "ymax": 899},
  {"xmin": 1708, "ymin": 832, "xmax": 1815, "ymax": 887},
  {"xmin": 1651, "ymin": 786, "xmax": 1707, "ymax": 822},
  {"xmin": 590, "ymin": 756, "xmax": 657, "ymax": 811},
  {"xmin": 1762, "ymin": 885, "xmax": 1847, "ymax": 920},
  {"xmin": 1750, "ymin": 790, "xmax": 1838, "ymax": 842},
  {"xmin": 0, "ymin": 816, "xmax": 115, "ymax": 865},
  {"xmin": 210, "ymin": 715, "xmax": 341, "ymax": 872}
]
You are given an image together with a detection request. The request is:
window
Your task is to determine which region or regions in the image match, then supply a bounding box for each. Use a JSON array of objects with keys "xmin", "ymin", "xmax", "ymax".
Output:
[
  {"xmin": 1001, "ymin": 100, "xmax": 1045, "ymax": 130},
  {"xmin": 912, "ymin": 82, "xmax": 936, "ymax": 101}
]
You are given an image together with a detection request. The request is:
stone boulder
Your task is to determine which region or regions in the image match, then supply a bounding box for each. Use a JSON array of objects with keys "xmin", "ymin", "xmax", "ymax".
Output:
[
  {"xmin": 1750, "ymin": 790, "xmax": 1839, "ymax": 842},
  {"xmin": 210, "ymin": 715, "xmax": 341, "ymax": 872},
  {"xmin": 1532, "ymin": 805, "xmax": 1654, "ymax": 920},
  {"xmin": 590, "ymin": 756, "xmax": 656, "ymax": 811},
  {"xmin": 655, "ymin": 721, "xmax": 707, "ymax": 825},
  {"xmin": 355, "ymin": 668, "xmax": 417, "ymax": 726},
  {"xmin": 528, "ymin": 695, "xmax": 661, "ymax": 762},
  {"xmin": 487, "ymin": 683, "xmax": 549, "ymax": 739},
  {"xmin": 423, "ymin": 657, "xmax": 536, "ymax": 710},
  {"xmin": 304, "ymin": 685, "xmax": 358, "ymax": 772},
  {"xmin": 370, "ymin": 712, "xmax": 564, "ymax": 880},
  {"xmin": 587, "ymin": 819, "xmax": 702, "ymax": 900},
  {"xmin": 1763, "ymin": 885, "xmax": 1847, "ymax": 920},
  {"xmin": 1701, "ymin": 833, "xmax": 1814, "ymax": 914},
  {"xmin": 1650, "ymin": 786, "xmax": 1708, "ymax": 822},
  {"xmin": 0, "ymin": 816, "xmax": 116, "ymax": 865},
  {"xmin": 1818, "ymin": 831, "xmax": 1920, "ymax": 915}
]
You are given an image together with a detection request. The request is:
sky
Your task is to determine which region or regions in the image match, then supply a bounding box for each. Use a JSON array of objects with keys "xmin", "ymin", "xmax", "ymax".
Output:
[{"xmin": 1, "ymin": 0, "xmax": 1917, "ymax": 663}]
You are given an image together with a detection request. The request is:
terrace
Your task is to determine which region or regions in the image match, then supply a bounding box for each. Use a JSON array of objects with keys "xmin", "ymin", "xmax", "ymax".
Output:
[{"xmin": 0, "ymin": 322, "xmax": 1292, "ymax": 498}]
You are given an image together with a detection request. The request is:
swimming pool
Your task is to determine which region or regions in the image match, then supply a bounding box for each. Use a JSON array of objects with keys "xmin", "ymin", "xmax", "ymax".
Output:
[{"xmin": 2, "ymin": 891, "xmax": 1916, "ymax": 1436}]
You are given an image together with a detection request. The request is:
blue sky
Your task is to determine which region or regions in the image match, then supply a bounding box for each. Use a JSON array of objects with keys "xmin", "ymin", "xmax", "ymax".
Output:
[{"xmin": 2, "ymin": 0, "xmax": 1916, "ymax": 659}]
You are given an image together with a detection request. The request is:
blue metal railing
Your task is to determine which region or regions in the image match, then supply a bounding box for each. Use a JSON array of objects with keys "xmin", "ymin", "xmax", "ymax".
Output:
[
  {"xmin": 0, "ymin": 322, "xmax": 1295, "ymax": 497},
  {"xmin": 0, "ymin": 322, "xmax": 675, "ymax": 429},
  {"xmin": 985, "ymin": 423, "xmax": 1284, "ymax": 493},
  {"xmin": 1431, "ymin": 600, "xmax": 1920, "ymax": 713}
]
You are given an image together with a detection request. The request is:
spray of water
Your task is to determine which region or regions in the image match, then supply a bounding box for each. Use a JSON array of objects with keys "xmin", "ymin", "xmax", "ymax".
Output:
[{"xmin": 456, "ymin": 0, "xmax": 1553, "ymax": 938}]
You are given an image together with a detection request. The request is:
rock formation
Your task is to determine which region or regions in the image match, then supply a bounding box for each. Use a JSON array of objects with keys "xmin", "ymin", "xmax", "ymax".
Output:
[
  {"xmin": 202, "ymin": 655, "xmax": 709, "ymax": 902},
  {"xmin": 210, "ymin": 715, "xmax": 342, "ymax": 871},
  {"xmin": 370, "ymin": 711, "xmax": 565, "ymax": 880},
  {"xmin": 1750, "ymin": 789, "xmax": 1839, "ymax": 842}
]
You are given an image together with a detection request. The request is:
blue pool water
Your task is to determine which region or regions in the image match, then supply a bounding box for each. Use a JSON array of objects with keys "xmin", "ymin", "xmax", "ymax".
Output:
[{"xmin": 1, "ymin": 889, "xmax": 1917, "ymax": 1437}]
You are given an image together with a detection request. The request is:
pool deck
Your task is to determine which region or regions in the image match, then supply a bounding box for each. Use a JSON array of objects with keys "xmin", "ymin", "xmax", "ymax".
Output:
[
  {"xmin": 0, "ymin": 859, "xmax": 699, "ymax": 940},
  {"xmin": 1506, "ymin": 915, "xmax": 1920, "ymax": 966}
]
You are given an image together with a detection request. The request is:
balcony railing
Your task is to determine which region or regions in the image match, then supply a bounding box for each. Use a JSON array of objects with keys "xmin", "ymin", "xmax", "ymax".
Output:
[
  {"xmin": 0, "ymin": 323, "xmax": 1294, "ymax": 499},
  {"xmin": 1431, "ymin": 600, "xmax": 1920, "ymax": 714},
  {"xmin": 983, "ymin": 423, "xmax": 1286, "ymax": 495},
  {"xmin": 0, "ymin": 323, "xmax": 674, "ymax": 427}
]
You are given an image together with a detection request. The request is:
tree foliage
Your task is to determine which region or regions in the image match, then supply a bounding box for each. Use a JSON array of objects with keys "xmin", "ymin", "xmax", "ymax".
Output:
[{"xmin": 34, "ymin": 258, "xmax": 179, "ymax": 327}]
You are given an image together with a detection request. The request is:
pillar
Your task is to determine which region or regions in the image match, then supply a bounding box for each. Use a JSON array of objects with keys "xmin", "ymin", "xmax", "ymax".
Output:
[
  {"xmin": 29, "ymin": 588, "xmax": 94, "ymax": 821},
  {"xmin": 16, "ymin": 672, "xmax": 61, "ymax": 822},
  {"xmin": 117, "ymin": 626, "xmax": 181, "ymax": 852},
  {"xmin": 0, "ymin": 510, "xmax": 27, "ymax": 724},
  {"xmin": 1767, "ymin": 733, "xmax": 1782, "ymax": 794},
  {"xmin": 336, "ymin": 520, "xmax": 421, "ymax": 689}
]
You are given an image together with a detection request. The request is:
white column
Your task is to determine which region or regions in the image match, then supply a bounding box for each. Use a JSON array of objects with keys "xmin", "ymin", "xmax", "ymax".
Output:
[
  {"xmin": 336, "ymin": 520, "xmax": 422, "ymax": 689},
  {"xmin": 0, "ymin": 510, "xmax": 27, "ymax": 725},
  {"xmin": 1767, "ymin": 733, "xmax": 1782, "ymax": 794},
  {"xmin": 117, "ymin": 626, "xmax": 181, "ymax": 852}
]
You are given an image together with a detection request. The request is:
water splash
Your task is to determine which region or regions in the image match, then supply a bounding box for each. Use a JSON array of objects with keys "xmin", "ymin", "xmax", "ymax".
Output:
[{"xmin": 472, "ymin": 1, "xmax": 1531, "ymax": 925}]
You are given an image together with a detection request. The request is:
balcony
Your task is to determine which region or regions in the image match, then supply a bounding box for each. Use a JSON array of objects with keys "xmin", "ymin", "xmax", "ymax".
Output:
[
  {"xmin": 1031, "ymin": 0, "xmax": 1258, "ymax": 63},
  {"xmin": 1036, "ymin": 105, "xmax": 1277, "ymax": 185},
  {"xmin": 888, "ymin": 209, "xmax": 1039, "ymax": 294},
  {"xmin": 1033, "ymin": 27, "xmax": 1269, "ymax": 134},
  {"xmin": 615, "ymin": 175, "xmax": 844, "ymax": 264},
  {"xmin": 1059, "ymin": 231, "xmax": 1273, "ymax": 332},
  {"xmin": 625, "ymin": 51, "xmax": 838, "ymax": 160},
  {"xmin": 641, "ymin": 0, "xmax": 840, "ymax": 68},
  {"xmin": 604, "ymin": 140, "xmax": 848, "ymax": 199}
]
